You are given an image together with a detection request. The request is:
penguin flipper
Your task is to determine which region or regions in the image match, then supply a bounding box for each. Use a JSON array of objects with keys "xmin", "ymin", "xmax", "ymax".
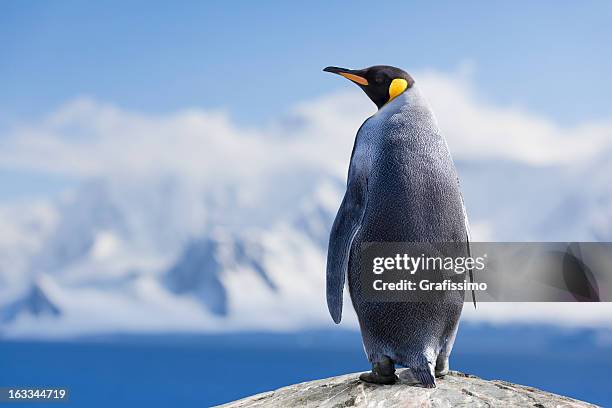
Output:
[{"xmin": 326, "ymin": 177, "xmax": 367, "ymax": 324}]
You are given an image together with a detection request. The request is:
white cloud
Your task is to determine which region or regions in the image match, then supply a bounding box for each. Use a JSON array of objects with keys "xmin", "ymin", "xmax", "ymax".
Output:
[
  {"xmin": 0, "ymin": 95, "xmax": 363, "ymax": 186},
  {"xmin": 417, "ymin": 72, "xmax": 612, "ymax": 165},
  {"xmin": 1, "ymin": 70, "xmax": 610, "ymax": 183}
]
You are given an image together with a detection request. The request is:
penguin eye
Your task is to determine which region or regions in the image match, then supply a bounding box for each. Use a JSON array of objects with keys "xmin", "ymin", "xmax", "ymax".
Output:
[{"xmin": 375, "ymin": 75, "xmax": 384, "ymax": 84}]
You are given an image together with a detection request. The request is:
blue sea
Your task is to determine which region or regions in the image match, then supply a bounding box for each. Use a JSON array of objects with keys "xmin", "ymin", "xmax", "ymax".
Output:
[{"xmin": 0, "ymin": 324, "xmax": 610, "ymax": 407}]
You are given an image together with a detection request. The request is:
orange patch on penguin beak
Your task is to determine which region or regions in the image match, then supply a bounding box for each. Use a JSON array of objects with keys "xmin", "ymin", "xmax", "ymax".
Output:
[{"xmin": 339, "ymin": 72, "xmax": 369, "ymax": 86}]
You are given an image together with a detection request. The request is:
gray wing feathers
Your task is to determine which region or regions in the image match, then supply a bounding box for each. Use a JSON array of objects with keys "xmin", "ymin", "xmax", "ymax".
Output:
[{"xmin": 326, "ymin": 174, "xmax": 367, "ymax": 323}]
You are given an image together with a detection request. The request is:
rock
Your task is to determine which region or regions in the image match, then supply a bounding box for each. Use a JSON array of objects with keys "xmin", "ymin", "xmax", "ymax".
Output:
[{"xmin": 217, "ymin": 370, "xmax": 596, "ymax": 408}]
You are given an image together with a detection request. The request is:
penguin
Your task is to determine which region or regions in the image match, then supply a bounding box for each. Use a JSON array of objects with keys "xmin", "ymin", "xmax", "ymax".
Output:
[{"xmin": 323, "ymin": 65, "xmax": 472, "ymax": 387}]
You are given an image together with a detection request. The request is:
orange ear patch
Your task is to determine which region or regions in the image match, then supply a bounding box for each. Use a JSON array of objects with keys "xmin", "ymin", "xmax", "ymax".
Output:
[{"xmin": 339, "ymin": 72, "xmax": 369, "ymax": 86}]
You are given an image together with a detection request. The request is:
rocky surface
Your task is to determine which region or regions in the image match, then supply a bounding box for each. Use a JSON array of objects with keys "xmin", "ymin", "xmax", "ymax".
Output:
[{"xmin": 217, "ymin": 370, "xmax": 597, "ymax": 408}]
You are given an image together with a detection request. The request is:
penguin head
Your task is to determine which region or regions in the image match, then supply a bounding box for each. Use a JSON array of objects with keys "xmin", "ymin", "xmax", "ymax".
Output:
[{"xmin": 323, "ymin": 65, "xmax": 414, "ymax": 109}]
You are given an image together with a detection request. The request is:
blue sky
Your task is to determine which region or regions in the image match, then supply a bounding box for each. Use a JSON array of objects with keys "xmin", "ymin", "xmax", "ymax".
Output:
[
  {"xmin": 1, "ymin": 1, "xmax": 612, "ymax": 200},
  {"xmin": 2, "ymin": 1, "xmax": 612, "ymax": 126}
]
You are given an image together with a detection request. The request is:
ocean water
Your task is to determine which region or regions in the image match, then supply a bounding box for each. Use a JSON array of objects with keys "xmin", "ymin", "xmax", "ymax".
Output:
[{"xmin": 0, "ymin": 325, "xmax": 610, "ymax": 407}]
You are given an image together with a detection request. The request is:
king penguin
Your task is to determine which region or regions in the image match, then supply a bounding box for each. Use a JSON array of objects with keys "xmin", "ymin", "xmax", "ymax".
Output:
[{"xmin": 324, "ymin": 65, "xmax": 472, "ymax": 387}]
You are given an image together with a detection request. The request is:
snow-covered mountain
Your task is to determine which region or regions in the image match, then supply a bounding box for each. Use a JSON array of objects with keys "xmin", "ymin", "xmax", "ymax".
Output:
[{"xmin": 0, "ymin": 170, "xmax": 348, "ymax": 337}]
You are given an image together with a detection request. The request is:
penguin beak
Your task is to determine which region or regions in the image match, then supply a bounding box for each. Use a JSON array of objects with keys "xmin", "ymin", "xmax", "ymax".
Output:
[{"xmin": 323, "ymin": 66, "xmax": 369, "ymax": 86}]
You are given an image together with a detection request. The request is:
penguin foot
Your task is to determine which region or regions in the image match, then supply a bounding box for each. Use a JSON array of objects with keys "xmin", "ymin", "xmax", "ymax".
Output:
[
  {"xmin": 359, "ymin": 371, "xmax": 398, "ymax": 385},
  {"xmin": 359, "ymin": 357, "xmax": 398, "ymax": 385},
  {"xmin": 435, "ymin": 367, "xmax": 449, "ymax": 378},
  {"xmin": 435, "ymin": 357, "xmax": 449, "ymax": 378}
]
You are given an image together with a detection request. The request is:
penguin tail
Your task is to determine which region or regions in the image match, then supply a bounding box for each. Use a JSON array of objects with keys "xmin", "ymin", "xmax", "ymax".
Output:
[{"xmin": 412, "ymin": 366, "xmax": 436, "ymax": 388}]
